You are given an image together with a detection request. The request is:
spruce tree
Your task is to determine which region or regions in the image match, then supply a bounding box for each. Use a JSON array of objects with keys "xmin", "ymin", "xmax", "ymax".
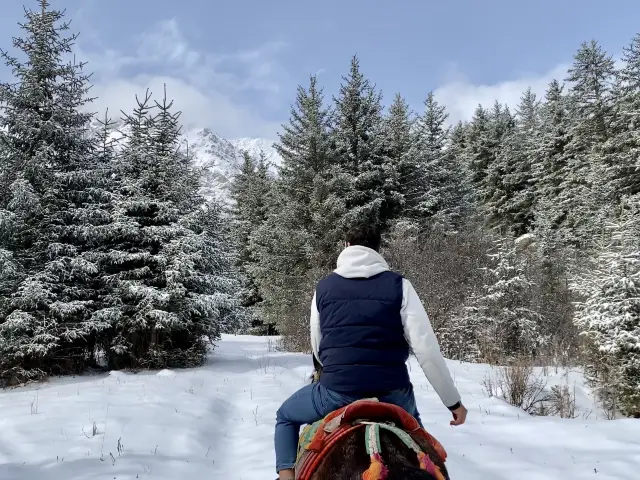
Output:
[
  {"xmin": 247, "ymin": 75, "xmax": 340, "ymax": 344},
  {"xmin": 489, "ymin": 88, "xmax": 540, "ymax": 236},
  {"xmin": 230, "ymin": 151, "xmax": 273, "ymax": 310},
  {"xmin": 467, "ymin": 101, "xmax": 515, "ymax": 226},
  {"xmin": 382, "ymin": 93, "xmax": 416, "ymax": 217},
  {"xmin": 573, "ymin": 196, "xmax": 640, "ymax": 418},
  {"xmin": 409, "ymin": 92, "xmax": 466, "ymax": 230},
  {"xmin": 247, "ymin": 186, "xmax": 316, "ymax": 344},
  {"xmin": 463, "ymin": 105, "xmax": 491, "ymax": 206},
  {"xmin": 332, "ymin": 56, "xmax": 402, "ymax": 230},
  {"xmin": 604, "ymin": 34, "xmax": 640, "ymax": 200},
  {"xmin": 100, "ymin": 87, "xmax": 243, "ymax": 368},
  {"xmin": 555, "ymin": 40, "xmax": 616, "ymax": 249},
  {"xmin": 533, "ymin": 80, "xmax": 574, "ymax": 249},
  {"xmin": 0, "ymin": 0, "xmax": 108, "ymax": 383},
  {"xmin": 467, "ymin": 237, "xmax": 545, "ymax": 362},
  {"xmin": 448, "ymin": 121, "xmax": 475, "ymax": 215},
  {"xmin": 273, "ymin": 74, "xmax": 338, "ymax": 266},
  {"xmin": 276, "ymin": 75, "xmax": 334, "ymax": 210}
]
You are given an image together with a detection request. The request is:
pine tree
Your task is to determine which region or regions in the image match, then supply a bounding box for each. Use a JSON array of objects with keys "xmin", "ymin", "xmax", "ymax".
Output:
[
  {"xmin": 533, "ymin": 80, "xmax": 574, "ymax": 249},
  {"xmin": 466, "ymin": 237, "xmax": 545, "ymax": 362},
  {"xmin": 230, "ymin": 151, "xmax": 273, "ymax": 309},
  {"xmin": 332, "ymin": 56, "xmax": 403, "ymax": 229},
  {"xmin": 0, "ymin": 1, "xmax": 108, "ymax": 383},
  {"xmin": 555, "ymin": 40, "xmax": 616, "ymax": 249},
  {"xmin": 489, "ymin": 88, "xmax": 540, "ymax": 236},
  {"xmin": 382, "ymin": 93, "xmax": 416, "ymax": 216},
  {"xmin": 604, "ymin": 34, "xmax": 640, "ymax": 200},
  {"xmin": 573, "ymin": 196, "xmax": 640, "ymax": 418},
  {"xmin": 408, "ymin": 92, "xmax": 466, "ymax": 230},
  {"xmin": 99, "ymin": 87, "xmax": 243, "ymax": 369}
]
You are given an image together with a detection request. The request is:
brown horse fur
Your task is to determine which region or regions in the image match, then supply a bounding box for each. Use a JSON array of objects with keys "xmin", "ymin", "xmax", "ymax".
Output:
[{"xmin": 306, "ymin": 354, "xmax": 449, "ymax": 480}]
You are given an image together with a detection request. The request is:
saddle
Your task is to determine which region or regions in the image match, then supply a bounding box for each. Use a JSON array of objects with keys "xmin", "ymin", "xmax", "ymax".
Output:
[{"xmin": 295, "ymin": 398, "xmax": 447, "ymax": 480}]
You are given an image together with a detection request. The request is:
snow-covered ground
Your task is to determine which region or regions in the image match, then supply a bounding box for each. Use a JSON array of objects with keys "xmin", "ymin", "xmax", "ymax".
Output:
[{"xmin": 0, "ymin": 335, "xmax": 639, "ymax": 479}]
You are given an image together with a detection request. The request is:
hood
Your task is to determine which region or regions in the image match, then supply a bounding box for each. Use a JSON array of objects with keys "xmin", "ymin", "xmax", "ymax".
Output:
[{"xmin": 334, "ymin": 245, "xmax": 390, "ymax": 278}]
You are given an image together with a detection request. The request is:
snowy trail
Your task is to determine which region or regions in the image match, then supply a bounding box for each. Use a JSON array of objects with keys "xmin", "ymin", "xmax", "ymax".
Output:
[{"xmin": 0, "ymin": 335, "xmax": 639, "ymax": 479}]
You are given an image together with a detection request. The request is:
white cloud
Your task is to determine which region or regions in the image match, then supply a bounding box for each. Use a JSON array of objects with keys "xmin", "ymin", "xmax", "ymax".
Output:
[
  {"xmin": 434, "ymin": 53, "xmax": 626, "ymax": 125},
  {"xmin": 76, "ymin": 19, "xmax": 288, "ymax": 139},
  {"xmin": 433, "ymin": 63, "xmax": 571, "ymax": 125}
]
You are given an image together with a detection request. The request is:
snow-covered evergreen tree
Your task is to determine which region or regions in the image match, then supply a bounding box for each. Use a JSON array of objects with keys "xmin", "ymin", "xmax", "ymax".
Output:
[
  {"xmin": 554, "ymin": 40, "xmax": 616, "ymax": 249},
  {"xmin": 276, "ymin": 75, "xmax": 334, "ymax": 209},
  {"xmin": 448, "ymin": 121, "xmax": 476, "ymax": 214},
  {"xmin": 246, "ymin": 75, "xmax": 337, "ymax": 342},
  {"xmin": 0, "ymin": 1, "xmax": 107, "ymax": 383},
  {"xmin": 573, "ymin": 196, "xmax": 640, "ymax": 418},
  {"xmin": 604, "ymin": 34, "xmax": 640, "ymax": 201},
  {"xmin": 533, "ymin": 80, "xmax": 574, "ymax": 250},
  {"xmin": 460, "ymin": 237, "xmax": 545, "ymax": 362},
  {"xmin": 482, "ymin": 102, "xmax": 516, "ymax": 216},
  {"xmin": 230, "ymin": 151, "xmax": 273, "ymax": 309},
  {"xmin": 99, "ymin": 87, "xmax": 244, "ymax": 368},
  {"xmin": 408, "ymin": 92, "xmax": 467, "ymax": 231},
  {"xmin": 463, "ymin": 105, "xmax": 491, "ymax": 209},
  {"xmin": 381, "ymin": 93, "xmax": 417, "ymax": 218},
  {"xmin": 488, "ymin": 88, "xmax": 541, "ymax": 236},
  {"xmin": 332, "ymin": 56, "xmax": 403, "ymax": 229},
  {"xmin": 273, "ymin": 74, "xmax": 339, "ymax": 267}
]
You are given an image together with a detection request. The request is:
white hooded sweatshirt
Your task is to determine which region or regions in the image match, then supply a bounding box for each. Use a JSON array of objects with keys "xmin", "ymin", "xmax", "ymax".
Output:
[{"xmin": 310, "ymin": 245, "xmax": 462, "ymax": 409}]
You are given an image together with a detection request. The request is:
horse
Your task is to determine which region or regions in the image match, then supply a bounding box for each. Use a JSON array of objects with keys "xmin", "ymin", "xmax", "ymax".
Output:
[{"xmin": 302, "ymin": 355, "xmax": 450, "ymax": 480}]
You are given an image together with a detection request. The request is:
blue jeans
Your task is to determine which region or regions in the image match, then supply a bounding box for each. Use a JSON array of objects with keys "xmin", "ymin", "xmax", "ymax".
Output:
[{"xmin": 274, "ymin": 382, "xmax": 422, "ymax": 472}]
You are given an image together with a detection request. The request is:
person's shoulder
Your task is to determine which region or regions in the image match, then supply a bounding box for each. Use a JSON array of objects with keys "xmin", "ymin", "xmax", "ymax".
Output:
[
  {"xmin": 379, "ymin": 269, "xmax": 404, "ymax": 279},
  {"xmin": 316, "ymin": 271, "xmax": 340, "ymax": 289},
  {"xmin": 382, "ymin": 270, "xmax": 406, "ymax": 286},
  {"xmin": 318, "ymin": 271, "xmax": 339, "ymax": 282}
]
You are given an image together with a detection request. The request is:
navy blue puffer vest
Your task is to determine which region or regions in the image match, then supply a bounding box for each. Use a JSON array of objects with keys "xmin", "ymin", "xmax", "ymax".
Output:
[{"xmin": 316, "ymin": 270, "xmax": 410, "ymax": 394}]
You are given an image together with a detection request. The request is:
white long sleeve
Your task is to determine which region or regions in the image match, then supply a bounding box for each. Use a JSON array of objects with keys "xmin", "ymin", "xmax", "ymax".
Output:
[
  {"xmin": 310, "ymin": 291, "xmax": 322, "ymax": 365},
  {"xmin": 400, "ymin": 279, "xmax": 461, "ymax": 408}
]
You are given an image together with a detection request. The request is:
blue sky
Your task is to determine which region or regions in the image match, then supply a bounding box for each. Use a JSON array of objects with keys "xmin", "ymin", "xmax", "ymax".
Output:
[{"xmin": 1, "ymin": 0, "xmax": 639, "ymax": 140}]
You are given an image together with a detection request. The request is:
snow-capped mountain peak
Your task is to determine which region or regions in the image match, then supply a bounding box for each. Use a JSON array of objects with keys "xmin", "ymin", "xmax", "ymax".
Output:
[
  {"xmin": 86, "ymin": 120, "xmax": 281, "ymax": 204},
  {"xmin": 183, "ymin": 128, "xmax": 282, "ymax": 203},
  {"xmin": 230, "ymin": 137, "xmax": 281, "ymax": 168}
]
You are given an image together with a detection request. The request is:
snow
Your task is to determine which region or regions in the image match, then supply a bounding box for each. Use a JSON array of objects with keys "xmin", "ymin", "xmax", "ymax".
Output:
[
  {"xmin": 178, "ymin": 129, "xmax": 281, "ymax": 204},
  {"xmin": 0, "ymin": 335, "xmax": 639, "ymax": 480},
  {"xmin": 86, "ymin": 121, "xmax": 282, "ymax": 205},
  {"xmin": 230, "ymin": 137, "xmax": 281, "ymax": 168}
]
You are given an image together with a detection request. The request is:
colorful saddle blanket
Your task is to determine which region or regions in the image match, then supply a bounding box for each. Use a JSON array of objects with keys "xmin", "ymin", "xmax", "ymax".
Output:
[{"xmin": 294, "ymin": 398, "xmax": 448, "ymax": 480}]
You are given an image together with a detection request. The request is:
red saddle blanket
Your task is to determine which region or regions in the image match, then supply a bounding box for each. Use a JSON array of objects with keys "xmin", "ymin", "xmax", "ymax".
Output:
[{"xmin": 295, "ymin": 399, "xmax": 447, "ymax": 480}]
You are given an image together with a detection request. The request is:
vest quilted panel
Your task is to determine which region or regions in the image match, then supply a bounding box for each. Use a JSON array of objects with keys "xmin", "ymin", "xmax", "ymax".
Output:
[{"xmin": 316, "ymin": 271, "xmax": 410, "ymax": 394}]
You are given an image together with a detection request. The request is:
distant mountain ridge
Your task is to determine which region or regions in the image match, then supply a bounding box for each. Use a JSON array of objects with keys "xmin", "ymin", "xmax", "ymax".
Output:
[
  {"xmin": 87, "ymin": 118, "xmax": 283, "ymax": 204},
  {"xmin": 183, "ymin": 128, "xmax": 281, "ymax": 204}
]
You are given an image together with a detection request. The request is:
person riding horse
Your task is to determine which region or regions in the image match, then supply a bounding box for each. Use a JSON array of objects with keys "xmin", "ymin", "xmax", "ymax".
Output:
[{"xmin": 274, "ymin": 223, "xmax": 468, "ymax": 480}]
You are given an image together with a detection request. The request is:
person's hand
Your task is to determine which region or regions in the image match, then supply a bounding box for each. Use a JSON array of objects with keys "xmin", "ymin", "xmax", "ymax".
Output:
[{"xmin": 450, "ymin": 404, "xmax": 467, "ymax": 426}]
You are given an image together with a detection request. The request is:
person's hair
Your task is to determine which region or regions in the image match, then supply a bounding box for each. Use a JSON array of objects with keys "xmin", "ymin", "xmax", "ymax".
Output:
[{"xmin": 344, "ymin": 223, "xmax": 382, "ymax": 252}]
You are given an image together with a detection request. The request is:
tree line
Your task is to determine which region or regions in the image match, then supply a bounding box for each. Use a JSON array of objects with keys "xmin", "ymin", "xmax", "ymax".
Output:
[
  {"xmin": 0, "ymin": 1, "xmax": 637, "ymax": 419},
  {"xmin": 232, "ymin": 41, "xmax": 640, "ymax": 418},
  {"xmin": 0, "ymin": 1, "xmax": 247, "ymax": 385}
]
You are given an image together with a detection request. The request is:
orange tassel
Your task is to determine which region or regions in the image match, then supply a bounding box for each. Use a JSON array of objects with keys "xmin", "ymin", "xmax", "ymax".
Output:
[
  {"xmin": 362, "ymin": 453, "xmax": 388, "ymax": 480},
  {"xmin": 417, "ymin": 451, "xmax": 446, "ymax": 480}
]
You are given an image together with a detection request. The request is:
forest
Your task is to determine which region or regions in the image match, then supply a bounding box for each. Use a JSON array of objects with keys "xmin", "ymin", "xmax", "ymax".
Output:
[{"xmin": 1, "ymin": 1, "xmax": 638, "ymax": 418}]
